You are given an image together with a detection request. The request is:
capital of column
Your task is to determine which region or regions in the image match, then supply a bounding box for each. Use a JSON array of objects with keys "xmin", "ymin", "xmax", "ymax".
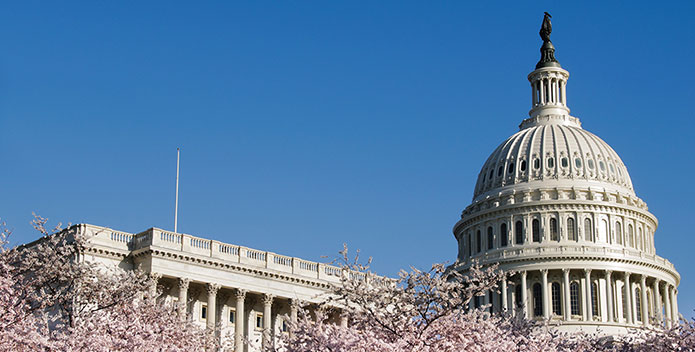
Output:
[
  {"xmin": 605, "ymin": 270, "xmax": 612, "ymax": 279},
  {"xmin": 234, "ymin": 288, "xmax": 247, "ymax": 300},
  {"xmin": 562, "ymin": 268, "xmax": 570, "ymax": 276},
  {"xmin": 262, "ymin": 293, "xmax": 274, "ymax": 305},
  {"xmin": 150, "ymin": 272, "xmax": 163, "ymax": 281},
  {"xmin": 540, "ymin": 269, "xmax": 549, "ymax": 276},
  {"xmin": 521, "ymin": 270, "xmax": 528, "ymax": 278},
  {"xmin": 206, "ymin": 283, "xmax": 221, "ymax": 295},
  {"xmin": 178, "ymin": 277, "xmax": 190, "ymax": 290},
  {"xmin": 289, "ymin": 298, "xmax": 302, "ymax": 310},
  {"xmin": 640, "ymin": 275, "xmax": 647, "ymax": 284},
  {"xmin": 584, "ymin": 268, "xmax": 592, "ymax": 275}
]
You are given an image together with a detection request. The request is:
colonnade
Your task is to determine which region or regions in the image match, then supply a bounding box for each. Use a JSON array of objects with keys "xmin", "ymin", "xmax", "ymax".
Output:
[
  {"xmin": 472, "ymin": 269, "xmax": 679, "ymax": 328},
  {"xmin": 159, "ymin": 276, "xmax": 345, "ymax": 351},
  {"xmin": 531, "ymin": 76, "xmax": 567, "ymax": 107}
]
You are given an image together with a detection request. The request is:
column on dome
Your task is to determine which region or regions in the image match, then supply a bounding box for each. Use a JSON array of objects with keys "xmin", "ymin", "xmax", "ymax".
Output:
[
  {"xmin": 562, "ymin": 269, "xmax": 571, "ymax": 321},
  {"xmin": 670, "ymin": 286, "xmax": 678, "ymax": 323},
  {"xmin": 520, "ymin": 271, "xmax": 528, "ymax": 318},
  {"xmin": 262, "ymin": 294, "xmax": 273, "ymax": 349},
  {"xmin": 663, "ymin": 284, "xmax": 672, "ymax": 328},
  {"xmin": 539, "ymin": 79, "xmax": 545, "ymax": 104},
  {"xmin": 582, "ymin": 269, "xmax": 591, "ymax": 321},
  {"xmin": 639, "ymin": 276, "xmax": 648, "ymax": 326},
  {"xmin": 561, "ymin": 80, "xmax": 567, "ymax": 105},
  {"xmin": 178, "ymin": 278, "xmax": 190, "ymax": 320},
  {"xmin": 605, "ymin": 271, "xmax": 614, "ymax": 323},
  {"xmin": 673, "ymin": 288, "xmax": 679, "ymax": 321},
  {"xmin": 234, "ymin": 289, "xmax": 246, "ymax": 352},
  {"xmin": 541, "ymin": 269, "xmax": 549, "ymax": 320},
  {"xmin": 206, "ymin": 283, "xmax": 221, "ymax": 330},
  {"xmin": 624, "ymin": 273, "xmax": 633, "ymax": 324},
  {"xmin": 653, "ymin": 279, "xmax": 662, "ymax": 326},
  {"xmin": 501, "ymin": 275, "xmax": 508, "ymax": 312},
  {"xmin": 532, "ymin": 81, "xmax": 538, "ymax": 106}
]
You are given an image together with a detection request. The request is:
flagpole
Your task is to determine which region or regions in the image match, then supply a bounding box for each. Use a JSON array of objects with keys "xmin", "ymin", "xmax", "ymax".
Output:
[{"xmin": 174, "ymin": 148, "xmax": 180, "ymax": 233}]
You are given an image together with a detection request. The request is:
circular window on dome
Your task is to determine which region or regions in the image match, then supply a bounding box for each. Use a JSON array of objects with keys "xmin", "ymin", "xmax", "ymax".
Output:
[
  {"xmin": 482, "ymin": 173, "xmax": 486, "ymax": 183},
  {"xmin": 587, "ymin": 159, "xmax": 595, "ymax": 169},
  {"xmin": 609, "ymin": 163, "xmax": 615, "ymax": 173},
  {"xmin": 547, "ymin": 158, "xmax": 555, "ymax": 168},
  {"xmin": 508, "ymin": 162, "xmax": 514, "ymax": 174},
  {"xmin": 520, "ymin": 160, "xmax": 527, "ymax": 172},
  {"xmin": 617, "ymin": 167, "xmax": 622, "ymax": 176},
  {"xmin": 498, "ymin": 166, "xmax": 503, "ymax": 177},
  {"xmin": 533, "ymin": 158, "xmax": 540, "ymax": 169},
  {"xmin": 575, "ymin": 158, "xmax": 582, "ymax": 168},
  {"xmin": 489, "ymin": 169, "xmax": 494, "ymax": 179},
  {"xmin": 599, "ymin": 161, "xmax": 606, "ymax": 172},
  {"xmin": 561, "ymin": 157, "xmax": 568, "ymax": 168}
]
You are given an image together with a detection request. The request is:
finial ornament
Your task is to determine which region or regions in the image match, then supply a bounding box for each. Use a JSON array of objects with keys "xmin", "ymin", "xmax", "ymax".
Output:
[
  {"xmin": 536, "ymin": 12, "xmax": 561, "ymax": 69},
  {"xmin": 540, "ymin": 12, "xmax": 552, "ymax": 42}
]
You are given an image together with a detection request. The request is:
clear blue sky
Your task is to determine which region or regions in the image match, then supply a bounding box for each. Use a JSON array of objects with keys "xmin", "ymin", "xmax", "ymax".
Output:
[{"xmin": 1, "ymin": 1, "xmax": 693, "ymax": 317}]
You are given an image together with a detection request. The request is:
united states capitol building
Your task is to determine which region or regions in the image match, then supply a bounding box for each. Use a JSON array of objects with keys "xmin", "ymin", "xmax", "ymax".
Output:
[{"xmin": 69, "ymin": 15, "xmax": 680, "ymax": 350}]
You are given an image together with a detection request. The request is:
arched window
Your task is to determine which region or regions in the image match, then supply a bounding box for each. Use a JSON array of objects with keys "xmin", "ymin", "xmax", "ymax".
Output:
[
  {"xmin": 474, "ymin": 295, "xmax": 482, "ymax": 309},
  {"xmin": 635, "ymin": 288, "xmax": 642, "ymax": 322},
  {"xmin": 532, "ymin": 219, "xmax": 540, "ymax": 243},
  {"xmin": 487, "ymin": 227, "xmax": 494, "ymax": 250},
  {"xmin": 515, "ymin": 284, "xmax": 522, "ymax": 308},
  {"xmin": 567, "ymin": 218, "xmax": 576, "ymax": 241},
  {"xmin": 551, "ymin": 282, "xmax": 562, "ymax": 316},
  {"xmin": 533, "ymin": 283, "xmax": 543, "ymax": 317},
  {"xmin": 616, "ymin": 222, "xmax": 623, "ymax": 245},
  {"xmin": 628, "ymin": 224, "xmax": 634, "ymax": 248},
  {"xmin": 598, "ymin": 219, "xmax": 608, "ymax": 243},
  {"xmin": 570, "ymin": 282, "xmax": 580, "ymax": 316},
  {"xmin": 550, "ymin": 218, "xmax": 558, "ymax": 241},
  {"xmin": 591, "ymin": 282, "xmax": 599, "ymax": 317},
  {"xmin": 476, "ymin": 230, "xmax": 481, "ymax": 253},
  {"xmin": 515, "ymin": 221, "xmax": 524, "ymax": 245},
  {"xmin": 500, "ymin": 223, "xmax": 508, "ymax": 247},
  {"xmin": 584, "ymin": 218, "xmax": 593, "ymax": 241}
]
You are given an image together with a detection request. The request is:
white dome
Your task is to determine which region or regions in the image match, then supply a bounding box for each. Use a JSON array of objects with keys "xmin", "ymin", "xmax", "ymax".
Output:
[{"xmin": 473, "ymin": 118, "xmax": 634, "ymax": 202}]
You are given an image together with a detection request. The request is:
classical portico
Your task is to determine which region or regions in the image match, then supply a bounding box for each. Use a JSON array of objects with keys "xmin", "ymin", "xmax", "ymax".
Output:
[
  {"xmin": 77, "ymin": 223, "xmax": 348, "ymax": 351},
  {"xmin": 454, "ymin": 14, "xmax": 680, "ymax": 334}
]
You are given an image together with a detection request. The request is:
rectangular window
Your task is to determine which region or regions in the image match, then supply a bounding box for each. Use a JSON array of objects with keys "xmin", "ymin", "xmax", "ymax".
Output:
[
  {"xmin": 281, "ymin": 319, "xmax": 288, "ymax": 333},
  {"xmin": 229, "ymin": 309, "xmax": 236, "ymax": 325},
  {"xmin": 256, "ymin": 313, "xmax": 264, "ymax": 330},
  {"xmin": 201, "ymin": 304, "xmax": 208, "ymax": 320}
]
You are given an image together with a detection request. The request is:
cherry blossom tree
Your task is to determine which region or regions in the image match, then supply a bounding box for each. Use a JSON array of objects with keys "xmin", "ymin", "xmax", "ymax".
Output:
[
  {"xmin": 275, "ymin": 246, "xmax": 694, "ymax": 352},
  {"xmin": 0, "ymin": 216, "xmax": 220, "ymax": 351}
]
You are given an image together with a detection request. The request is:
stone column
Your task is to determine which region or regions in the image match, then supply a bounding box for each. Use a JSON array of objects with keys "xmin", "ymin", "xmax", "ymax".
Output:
[
  {"xmin": 539, "ymin": 79, "xmax": 545, "ymax": 104},
  {"xmin": 561, "ymin": 80, "xmax": 567, "ymax": 105},
  {"xmin": 149, "ymin": 272, "xmax": 162, "ymax": 298},
  {"xmin": 663, "ymin": 284, "xmax": 672, "ymax": 328},
  {"xmin": 288, "ymin": 299, "xmax": 299, "ymax": 338},
  {"xmin": 340, "ymin": 311, "xmax": 349, "ymax": 328},
  {"xmin": 541, "ymin": 269, "xmax": 549, "ymax": 319},
  {"xmin": 262, "ymin": 294, "xmax": 273, "ymax": 349},
  {"xmin": 582, "ymin": 269, "xmax": 591, "ymax": 321},
  {"xmin": 669, "ymin": 286, "xmax": 678, "ymax": 324},
  {"xmin": 234, "ymin": 289, "xmax": 246, "ymax": 352},
  {"xmin": 562, "ymin": 269, "xmax": 571, "ymax": 321},
  {"xmin": 605, "ymin": 271, "xmax": 614, "ymax": 323},
  {"xmin": 639, "ymin": 276, "xmax": 648, "ymax": 326},
  {"xmin": 673, "ymin": 288, "xmax": 679, "ymax": 322},
  {"xmin": 206, "ymin": 283, "xmax": 221, "ymax": 330},
  {"xmin": 653, "ymin": 279, "xmax": 662, "ymax": 325},
  {"xmin": 624, "ymin": 273, "xmax": 633, "ymax": 324},
  {"xmin": 178, "ymin": 278, "xmax": 190, "ymax": 320},
  {"xmin": 520, "ymin": 271, "xmax": 528, "ymax": 318},
  {"xmin": 501, "ymin": 276, "xmax": 508, "ymax": 312}
]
